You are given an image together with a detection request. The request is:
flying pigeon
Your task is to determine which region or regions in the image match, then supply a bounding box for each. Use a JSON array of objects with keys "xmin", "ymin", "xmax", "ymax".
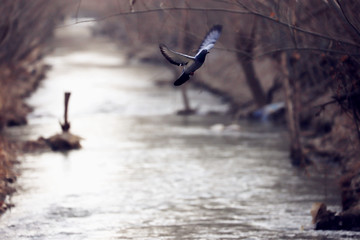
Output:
[{"xmin": 159, "ymin": 25, "xmax": 222, "ymax": 86}]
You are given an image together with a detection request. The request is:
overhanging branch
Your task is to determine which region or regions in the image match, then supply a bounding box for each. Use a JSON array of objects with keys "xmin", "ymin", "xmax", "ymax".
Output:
[{"xmin": 58, "ymin": 6, "xmax": 360, "ymax": 49}]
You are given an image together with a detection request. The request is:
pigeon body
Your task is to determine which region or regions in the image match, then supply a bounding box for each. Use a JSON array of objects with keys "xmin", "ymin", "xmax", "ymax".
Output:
[{"xmin": 159, "ymin": 25, "xmax": 222, "ymax": 86}]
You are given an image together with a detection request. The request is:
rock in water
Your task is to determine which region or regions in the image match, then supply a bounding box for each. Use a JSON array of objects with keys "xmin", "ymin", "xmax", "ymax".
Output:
[
  {"xmin": 311, "ymin": 202, "xmax": 360, "ymax": 230},
  {"xmin": 45, "ymin": 132, "xmax": 82, "ymax": 151}
]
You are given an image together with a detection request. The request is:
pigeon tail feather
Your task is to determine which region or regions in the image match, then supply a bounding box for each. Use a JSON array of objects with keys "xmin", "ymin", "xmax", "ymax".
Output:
[{"xmin": 174, "ymin": 73, "xmax": 190, "ymax": 86}]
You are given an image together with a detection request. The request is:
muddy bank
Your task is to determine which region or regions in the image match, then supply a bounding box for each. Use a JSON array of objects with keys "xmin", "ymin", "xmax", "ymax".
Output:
[
  {"xmin": 0, "ymin": 60, "xmax": 50, "ymax": 216},
  {"xmin": 0, "ymin": 63, "xmax": 49, "ymax": 215},
  {"xmin": 0, "ymin": 56, "xmax": 50, "ymax": 214},
  {"xmin": 0, "ymin": 139, "xmax": 17, "ymax": 214}
]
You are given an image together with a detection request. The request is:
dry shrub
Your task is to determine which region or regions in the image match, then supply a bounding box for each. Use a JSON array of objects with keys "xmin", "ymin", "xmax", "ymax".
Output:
[
  {"xmin": 0, "ymin": 138, "xmax": 17, "ymax": 211},
  {"xmin": 0, "ymin": 0, "xmax": 71, "ymax": 213},
  {"xmin": 0, "ymin": 0, "xmax": 71, "ymax": 128}
]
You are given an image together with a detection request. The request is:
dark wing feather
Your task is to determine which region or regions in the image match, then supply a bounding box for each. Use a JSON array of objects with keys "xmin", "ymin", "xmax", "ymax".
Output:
[
  {"xmin": 159, "ymin": 44, "xmax": 194, "ymax": 66},
  {"xmin": 197, "ymin": 25, "xmax": 222, "ymax": 54},
  {"xmin": 174, "ymin": 72, "xmax": 190, "ymax": 86}
]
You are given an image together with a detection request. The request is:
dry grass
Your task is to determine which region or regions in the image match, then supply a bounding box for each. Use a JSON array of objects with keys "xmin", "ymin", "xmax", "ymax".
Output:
[{"xmin": 0, "ymin": 138, "xmax": 17, "ymax": 213}]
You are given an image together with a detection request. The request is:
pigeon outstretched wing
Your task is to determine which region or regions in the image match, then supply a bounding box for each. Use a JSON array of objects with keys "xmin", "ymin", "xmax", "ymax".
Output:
[
  {"xmin": 197, "ymin": 25, "xmax": 222, "ymax": 53},
  {"xmin": 159, "ymin": 44, "xmax": 194, "ymax": 66}
]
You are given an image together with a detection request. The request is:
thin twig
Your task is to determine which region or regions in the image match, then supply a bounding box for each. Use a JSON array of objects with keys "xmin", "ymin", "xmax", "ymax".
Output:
[
  {"xmin": 313, "ymin": 99, "xmax": 337, "ymax": 116},
  {"xmin": 57, "ymin": 6, "xmax": 360, "ymax": 48},
  {"xmin": 213, "ymin": 46, "xmax": 360, "ymax": 59},
  {"xmin": 334, "ymin": 0, "xmax": 360, "ymax": 38},
  {"xmin": 75, "ymin": 0, "xmax": 82, "ymax": 23},
  {"xmin": 255, "ymin": 47, "xmax": 360, "ymax": 58}
]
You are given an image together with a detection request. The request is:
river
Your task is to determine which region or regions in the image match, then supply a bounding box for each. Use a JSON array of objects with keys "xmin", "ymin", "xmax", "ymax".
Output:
[{"xmin": 0, "ymin": 22, "xmax": 357, "ymax": 240}]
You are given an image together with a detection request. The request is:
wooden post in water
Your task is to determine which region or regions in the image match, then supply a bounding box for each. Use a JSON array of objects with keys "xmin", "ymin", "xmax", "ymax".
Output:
[
  {"xmin": 43, "ymin": 92, "xmax": 82, "ymax": 151},
  {"xmin": 60, "ymin": 92, "xmax": 71, "ymax": 132},
  {"xmin": 181, "ymin": 85, "xmax": 191, "ymax": 112}
]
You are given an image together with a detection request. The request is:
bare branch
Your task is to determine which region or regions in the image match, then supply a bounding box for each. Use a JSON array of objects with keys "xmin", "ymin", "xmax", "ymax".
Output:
[
  {"xmin": 75, "ymin": 0, "xmax": 82, "ymax": 22},
  {"xmin": 255, "ymin": 47, "xmax": 360, "ymax": 58},
  {"xmin": 214, "ymin": 46, "xmax": 360, "ymax": 59},
  {"xmin": 58, "ymin": 6, "xmax": 360, "ymax": 48},
  {"xmin": 328, "ymin": 0, "xmax": 360, "ymax": 42}
]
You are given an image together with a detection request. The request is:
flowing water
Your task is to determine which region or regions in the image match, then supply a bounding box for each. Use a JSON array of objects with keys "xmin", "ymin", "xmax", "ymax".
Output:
[{"xmin": 0, "ymin": 23, "xmax": 358, "ymax": 240}]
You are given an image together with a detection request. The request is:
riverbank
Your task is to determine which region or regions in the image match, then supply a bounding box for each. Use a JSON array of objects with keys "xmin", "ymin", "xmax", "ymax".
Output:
[
  {"xmin": 0, "ymin": 1, "xmax": 71, "ymax": 216},
  {"xmin": 0, "ymin": 139, "xmax": 17, "ymax": 213},
  {"xmin": 0, "ymin": 56, "xmax": 50, "ymax": 215}
]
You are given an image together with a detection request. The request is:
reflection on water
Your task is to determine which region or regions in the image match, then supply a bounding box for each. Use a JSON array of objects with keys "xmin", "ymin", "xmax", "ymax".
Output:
[{"xmin": 0, "ymin": 23, "xmax": 357, "ymax": 240}]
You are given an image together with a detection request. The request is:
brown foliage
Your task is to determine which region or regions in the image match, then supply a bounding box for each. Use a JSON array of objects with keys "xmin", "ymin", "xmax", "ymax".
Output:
[
  {"xmin": 0, "ymin": 0, "xmax": 69, "ymax": 128},
  {"xmin": 0, "ymin": 138, "xmax": 17, "ymax": 213}
]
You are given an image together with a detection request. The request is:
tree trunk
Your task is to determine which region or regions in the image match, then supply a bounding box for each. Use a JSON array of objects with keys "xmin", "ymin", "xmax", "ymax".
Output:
[
  {"xmin": 281, "ymin": 53, "xmax": 304, "ymax": 166},
  {"xmin": 236, "ymin": 17, "xmax": 267, "ymax": 108},
  {"xmin": 239, "ymin": 60, "xmax": 267, "ymax": 107}
]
